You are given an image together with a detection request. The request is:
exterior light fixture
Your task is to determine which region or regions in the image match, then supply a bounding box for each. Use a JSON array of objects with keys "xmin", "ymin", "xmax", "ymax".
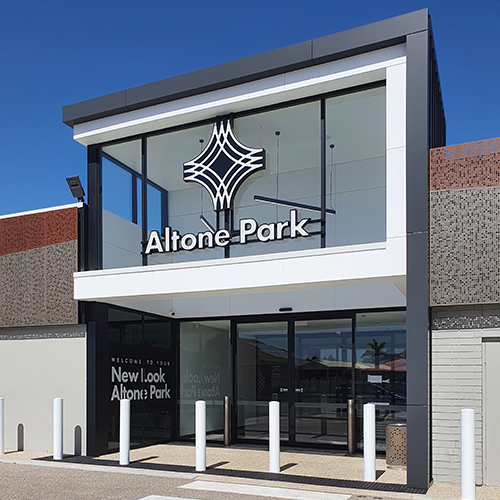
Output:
[{"xmin": 66, "ymin": 176, "xmax": 85, "ymax": 202}]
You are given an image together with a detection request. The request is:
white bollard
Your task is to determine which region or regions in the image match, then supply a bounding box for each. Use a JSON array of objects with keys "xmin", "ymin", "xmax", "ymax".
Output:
[
  {"xmin": 53, "ymin": 398, "xmax": 63, "ymax": 460},
  {"xmin": 0, "ymin": 398, "xmax": 4, "ymax": 455},
  {"xmin": 195, "ymin": 400, "xmax": 206, "ymax": 472},
  {"xmin": 363, "ymin": 403, "xmax": 376, "ymax": 481},
  {"xmin": 269, "ymin": 401, "xmax": 280, "ymax": 473},
  {"xmin": 461, "ymin": 409, "xmax": 475, "ymax": 500},
  {"xmin": 119, "ymin": 399, "xmax": 131, "ymax": 466}
]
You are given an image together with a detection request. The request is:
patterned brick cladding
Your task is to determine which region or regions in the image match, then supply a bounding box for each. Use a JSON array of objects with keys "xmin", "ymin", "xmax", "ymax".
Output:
[
  {"xmin": 430, "ymin": 187, "xmax": 500, "ymax": 306},
  {"xmin": 430, "ymin": 138, "xmax": 500, "ymax": 191},
  {"xmin": 0, "ymin": 207, "xmax": 78, "ymax": 256},
  {"xmin": 0, "ymin": 207, "xmax": 79, "ymax": 327},
  {"xmin": 0, "ymin": 240, "xmax": 78, "ymax": 327}
]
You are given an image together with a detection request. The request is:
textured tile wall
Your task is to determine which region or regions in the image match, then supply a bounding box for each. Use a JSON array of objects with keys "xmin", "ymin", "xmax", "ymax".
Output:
[
  {"xmin": 430, "ymin": 138, "xmax": 500, "ymax": 191},
  {"xmin": 0, "ymin": 207, "xmax": 78, "ymax": 256},
  {"xmin": 430, "ymin": 186, "xmax": 500, "ymax": 306},
  {"xmin": 0, "ymin": 240, "xmax": 78, "ymax": 327}
]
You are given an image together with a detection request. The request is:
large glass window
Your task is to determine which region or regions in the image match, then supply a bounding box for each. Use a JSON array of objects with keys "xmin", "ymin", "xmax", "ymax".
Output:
[
  {"xmin": 325, "ymin": 87, "xmax": 386, "ymax": 246},
  {"xmin": 179, "ymin": 320, "xmax": 231, "ymax": 440},
  {"xmin": 107, "ymin": 308, "xmax": 173, "ymax": 451},
  {"xmin": 237, "ymin": 322, "xmax": 289, "ymax": 441},
  {"xmin": 355, "ymin": 311, "xmax": 406, "ymax": 451},
  {"xmin": 102, "ymin": 141, "xmax": 142, "ymax": 269},
  {"xmin": 294, "ymin": 319, "xmax": 352, "ymax": 445},
  {"xmin": 98, "ymin": 85, "xmax": 387, "ymax": 269},
  {"xmin": 231, "ymin": 102, "xmax": 321, "ymax": 257},
  {"xmin": 147, "ymin": 124, "xmax": 221, "ymax": 265}
]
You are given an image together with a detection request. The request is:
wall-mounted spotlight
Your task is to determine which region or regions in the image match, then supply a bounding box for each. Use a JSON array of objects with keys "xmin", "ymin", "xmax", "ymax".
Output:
[{"xmin": 66, "ymin": 176, "xmax": 85, "ymax": 202}]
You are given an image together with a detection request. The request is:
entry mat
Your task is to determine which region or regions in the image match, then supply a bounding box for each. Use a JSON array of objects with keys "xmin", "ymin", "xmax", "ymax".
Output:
[{"xmin": 35, "ymin": 455, "xmax": 427, "ymax": 495}]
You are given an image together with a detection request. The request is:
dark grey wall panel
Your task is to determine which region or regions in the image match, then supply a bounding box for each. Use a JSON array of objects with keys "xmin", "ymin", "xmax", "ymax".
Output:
[
  {"xmin": 312, "ymin": 9, "xmax": 428, "ymax": 63},
  {"xmin": 406, "ymin": 231, "xmax": 429, "ymax": 407},
  {"xmin": 126, "ymin": 41, "xmax": 313, "ymax": 111},
  {"xmin": 406, "ymin": 31, "xmax": 429, "ymax": 235},
  {"xmin": 407, "ymin": 405, "xmax": 429, "ymax": 488},
  {"xmin": 405, "ymin": 23, "xmax": 431, "ymax": 490},
  {"xmin": 63, "ymin": 91, "xmax": 127, "ymax": 128},
  {"xmin": 63, "ymin": 10, "xmax": 429, "ymax": 128}
]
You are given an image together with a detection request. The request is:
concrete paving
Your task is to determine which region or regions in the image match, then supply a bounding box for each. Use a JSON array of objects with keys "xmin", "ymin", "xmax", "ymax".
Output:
[{"xmin": 1, "ymin": 442, "xmax": 500, "ymax": 500}]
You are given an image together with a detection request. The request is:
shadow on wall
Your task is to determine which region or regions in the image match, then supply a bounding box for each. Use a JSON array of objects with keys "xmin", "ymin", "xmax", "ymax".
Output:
[
  {"xmin": 74, "ymin": 426, "xmax": 82, "ymax": 456},
  {"xmin": 17, "ymin": 423, "xmax": 24, "ymax": 451}
]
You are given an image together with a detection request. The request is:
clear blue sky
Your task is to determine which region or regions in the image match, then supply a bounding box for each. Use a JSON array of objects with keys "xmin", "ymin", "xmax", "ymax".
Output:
[{"xmin": 1, "ymin": 0, "xmax": 499, "ymax": 216}]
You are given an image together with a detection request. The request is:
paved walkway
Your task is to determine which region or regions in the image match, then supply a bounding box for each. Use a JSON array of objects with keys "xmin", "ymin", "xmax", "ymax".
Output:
[{"xmin": 1, "ymin": 442, "xmax": 500, "ymax": 500}]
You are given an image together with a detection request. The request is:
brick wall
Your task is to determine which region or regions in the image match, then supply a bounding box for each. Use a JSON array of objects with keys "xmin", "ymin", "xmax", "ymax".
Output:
[{"xmin": 431, "ymin": 306, "xmax": 490, "ymax": 484}]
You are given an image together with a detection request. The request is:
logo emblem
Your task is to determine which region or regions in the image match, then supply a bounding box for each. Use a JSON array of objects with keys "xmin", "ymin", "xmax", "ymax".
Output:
[{"xmin": 183, "ymin": 119, "xmax": 265, "ymax": 211}]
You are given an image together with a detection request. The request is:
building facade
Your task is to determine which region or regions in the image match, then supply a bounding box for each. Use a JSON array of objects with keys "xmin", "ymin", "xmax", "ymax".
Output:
[{"xmin": 2, "ymin": 8, "xmax": 499, "ymax": 491}]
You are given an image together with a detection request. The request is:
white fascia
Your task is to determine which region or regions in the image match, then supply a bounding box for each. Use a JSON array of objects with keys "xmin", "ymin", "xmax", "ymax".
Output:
[
  {"xmin": 0, "ymin": 202, "xmax": 83, "ymax": 220},
  {"xmin": 74, "ymin": 239, "xmax": 405, "ymax": 302},
  {"xmin": 74, "ymin": 45, "xmax": 406, "ymax": 146}
]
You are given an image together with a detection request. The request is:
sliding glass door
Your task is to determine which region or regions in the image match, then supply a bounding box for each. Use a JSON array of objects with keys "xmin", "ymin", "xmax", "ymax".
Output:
[
  {"xmin": 237, "ymin": 322, "xmax": 289, "ymax": 441},
  {"xmin": 294, "ymin": 318, "xmax": 352, "ymax": 445}
]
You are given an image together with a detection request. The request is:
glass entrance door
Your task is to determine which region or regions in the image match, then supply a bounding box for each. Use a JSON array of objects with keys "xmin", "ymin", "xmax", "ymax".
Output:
[
  {"xmin": 237, "ymin": 322, "xmax": 289, "ymax": 442},
  {"xmin": 294, "ymin": 318, "xmax": 352, "ymax": 445}
]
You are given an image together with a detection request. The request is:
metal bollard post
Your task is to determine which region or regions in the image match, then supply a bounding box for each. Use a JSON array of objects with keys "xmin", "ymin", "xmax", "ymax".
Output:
[
  {"xmin": 0, "ymin": 398, "xmax": 4, "ymax": 455},
  {"xmin": 223, "ymin": 396, "xmax": 231, "ymax": 446},
  {"xmin": 53, "ymin": 398, "xmax": 63, "ymax": 460},
  {"xmin": 461, "ymin": 409, "xmax": 475, "ymax": 500},
  {"xmin": 269, "ymin": 401, "xmax": 280, "ymax": 473},
  {"xmin": 347, "ymin": 399, "xmax": 356, "ymax": 455},
  {"xmin": 196, "ymin": 400, "xmax": 206, "ymax": 472},
  {"xmin": 119, "ymin": 399, "xmax": 130, "ymax": 465},
  {"xmin": 363, "ymin": 403, "xmax": 376, "ymax": 481},
  {"xmin": 320, "ymin": 394, "xmax": 327, "ymax": 436}
]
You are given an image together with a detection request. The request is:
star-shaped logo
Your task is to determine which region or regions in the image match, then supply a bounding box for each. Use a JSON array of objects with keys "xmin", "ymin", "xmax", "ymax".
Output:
[{"xmin": 183, "ymin": 119, "xmax": 265, "ymax": 211}]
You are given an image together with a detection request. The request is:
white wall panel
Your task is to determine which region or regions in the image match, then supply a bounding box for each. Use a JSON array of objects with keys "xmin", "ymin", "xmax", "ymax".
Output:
[{"xmin": 0, "ymin": 326, "xmax": 86, "ymax": 455}]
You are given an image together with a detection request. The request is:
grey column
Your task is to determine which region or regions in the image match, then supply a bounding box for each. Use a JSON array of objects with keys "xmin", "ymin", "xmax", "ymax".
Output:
[{"xmin": 406, "ymin": 28, "xmax": 431, "ymax": 490}]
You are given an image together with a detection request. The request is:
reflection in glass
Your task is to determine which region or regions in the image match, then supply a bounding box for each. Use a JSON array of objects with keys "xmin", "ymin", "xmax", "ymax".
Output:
[
  {"xmin": 147, "ymin": 125, "xmax": 223, "ymax": 264},
  {"xmin": 101, "ymin": 140, "xmax": 143, "ymax": 269},
  {"xmin": 355, "ymin": 311, "xmax": 406, "ymax": 451},
  {"xmin": 232, "ymin": 102, "xmax": 321, "ymax": 257},
  {"xmin": 179, "ymin": 321, "xmax": 231, "ymax": 441},
  {"xmin": 107, "ymin": 308, "xmax": 173, "ymax": 450},
  {"xmin": 237, "ymin": 322, "xmax": 288, "ymax": 441},
  {"xmin": 295, "ymin": 319, "xmax": 352, "ymax": 445},
  {"xmin": 326, "ymin": 87, "xmax": 386, "ymax": 247}
]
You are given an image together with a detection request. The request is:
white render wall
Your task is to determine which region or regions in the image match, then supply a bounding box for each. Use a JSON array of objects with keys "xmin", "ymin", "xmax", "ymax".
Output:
[
  {"xmin": 0, "ymin": 325, "xmax": 87, "ymax": 455},
  {"xmin": 432, "ymin": 306, "xmax": 490, "ymax": 485}
]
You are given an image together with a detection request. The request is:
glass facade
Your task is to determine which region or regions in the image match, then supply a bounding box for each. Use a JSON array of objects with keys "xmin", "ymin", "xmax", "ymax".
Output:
[
  {"xmin": 93, "ymin": 82, "xmax": 401, "ymax": 454},
  {"xmin": 107, "ymin": 307, "xmax": 174, "ymax": 451},
  {"xmin": 179, "ymin": 320, "xmax": 231, "ymax": 440},
  {"xmin": 100, "ymin": 304, "xmax": 404, "ymax": 452},
  {"xmin": 97, "ymin": 84, "xmax": 386, "ymax": 269}
]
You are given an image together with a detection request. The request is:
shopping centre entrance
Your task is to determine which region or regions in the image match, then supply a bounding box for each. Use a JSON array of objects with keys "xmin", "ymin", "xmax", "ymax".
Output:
[{"xmin": 178, "ymin": 311, "xmax": 406, "ymax": 451}]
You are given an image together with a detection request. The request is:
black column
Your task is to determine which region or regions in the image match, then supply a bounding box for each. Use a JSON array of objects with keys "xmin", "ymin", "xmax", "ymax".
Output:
[
  {"xmin": 87, "ymin": 145, "xmax": 102, "ymax": 271},
  {"xmin": 86, "ymin": 302, "xmax": 109, "ymax": 456},
  {"xmin": 406, "ymin": 28, "xmax": 431, "ymax": 489}
]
